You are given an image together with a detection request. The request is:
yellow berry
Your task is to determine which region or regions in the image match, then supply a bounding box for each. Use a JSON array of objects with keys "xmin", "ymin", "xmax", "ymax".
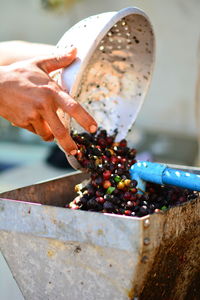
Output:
[
  {"xmin": 117, "ymin": 181, "xmax": 125, "ymax": 189},
  {"xmin": 124, "ymin": 179, "xmax": 131, "ymax": 186}
]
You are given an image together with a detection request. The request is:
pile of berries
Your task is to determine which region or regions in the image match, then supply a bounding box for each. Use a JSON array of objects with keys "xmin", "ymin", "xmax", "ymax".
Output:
[{"xmin": 66, "ymin": 129, "xmax": 199, "ymax": 217}]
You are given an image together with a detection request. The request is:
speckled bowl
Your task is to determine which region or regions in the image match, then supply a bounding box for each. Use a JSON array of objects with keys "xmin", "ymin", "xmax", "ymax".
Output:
[{"xmin": 55, "ymin": 7, "xmax": 155, "ymax": 141}]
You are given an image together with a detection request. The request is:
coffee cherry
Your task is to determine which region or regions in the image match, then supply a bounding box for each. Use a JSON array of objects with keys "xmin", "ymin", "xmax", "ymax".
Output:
[
  {"xmin": 110, "ymin": 156, "xmax": 118, "ymax": 164},
  {"xmin": 114, "ymin": 175, "xmax": 121, "ymax": 183},
  {"xmin": 130, "ymin": 188, "xmax": 137, "ymax": 194},
  {"xmin": 96, "ymin": 197, "xmax": 105, "ymax": 204},
  {"xmin": 87, "ymin": 186, "xmax": 96, "ymax": 196},
  {"xmin": 95, "ymin": 176, "xmax": 103, "ymax": 186},
  {"xmin": 130, "ymin": 180, "xmax": 137, "ymax": 188},
  {"xmin": 128, "ymin": 149, "xmax": 137, "ymax": 159},
  {"xmin": 68, "ymin": 129, "xmax": 199, "ymax": 218},
  {"xmin": 124, "ymin": 192, "xmax": 131, "ymax": 200},
  {"xmin": 119, "ymin": 139, "xmax": 127, "ymax": 147},
  {"xmin": 103, "ymin": 201, "xmax": 115, "ymax": 212},
  {"xmin": 130, "ymin": 195, "xmax": 137, "ymax": 202},
  {"xmin": 106, "ymin": 186, "xmax": 115, "ymax": 194},
  {"xmin": 87, "ymin": 198, "xmax": 98, "ymax": 209},
  {"xmin": 103, "ymin": 170, "xmax": 111, "ymax": 180},
  {"xmin": 117, "ymin": 181, "xmax": 125, "ymax": 190},
  {"xmin": 116, "ymin": 168, "xmax": 124, "ymax": 176},
  {"xmin": 124, "ymin": 179, "xmax": 131, "ymax": 186},
  {"xmin": 97, "ymin": 138, "xmax": 107, "ymax": 148},
  {"xmin": 103, "ymin": 180, "xmax": 111, "ymax": 189},
  {"xmin": 106, "ymin": 136, "xmax": 114, "ymax": 145},
  {"xmin": 124, "ymin": 210, "xmax": 131, "ymax": 216}
]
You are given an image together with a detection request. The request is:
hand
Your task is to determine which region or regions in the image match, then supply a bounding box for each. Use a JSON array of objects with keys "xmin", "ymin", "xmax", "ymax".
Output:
[{"xmin": 0, "ymin": 48, "xmax": 97, "ymax": 155}]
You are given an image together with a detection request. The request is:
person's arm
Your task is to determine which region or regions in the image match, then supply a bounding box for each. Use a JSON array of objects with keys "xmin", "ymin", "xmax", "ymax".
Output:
[
  {"xmin": 0, "ymin": 40, "xmax": 55, "ymax": 65},
  {"xmin": 0, "ymin": 45, "xmax": 97, "ymax": 155}
]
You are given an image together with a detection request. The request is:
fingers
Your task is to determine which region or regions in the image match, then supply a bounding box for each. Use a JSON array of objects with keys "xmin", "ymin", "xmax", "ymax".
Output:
[
  {"xmin": 12, "ymin": 122, "xmax": 36, "ymax": 134},
  {"xmin": 35, "ymin": 47, "xmax": 77, "ymax": 74},
  {"xmin": 55, "ymin": 90, "xmax": 97, "ymax": 134},
  {"xmin": 25, "ymin": 124, "xmax": 36, "ymax": 134},
  {"xmin": 32, "ymin": 118, "xmax": 54, "ymax": 141},
  {"xmin": 16, "ymin": 121, "xmax": 54, "ymax": 142},
  {"xmin": 44, "ymin": 110, "xmax": 78, "ymax": 155}
]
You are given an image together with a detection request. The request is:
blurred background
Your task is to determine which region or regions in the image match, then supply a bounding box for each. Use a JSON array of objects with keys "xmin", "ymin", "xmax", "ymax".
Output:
[{"xmin": 0, "ymin": 0, "xmax": 200, "ymax": 299}]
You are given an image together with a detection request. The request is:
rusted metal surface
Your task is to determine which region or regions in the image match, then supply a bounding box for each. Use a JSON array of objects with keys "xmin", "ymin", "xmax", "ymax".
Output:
[
  {"xmin": 131, "ymin": 198, "xmax": 200, "ymax": 300},
  {"xmin": 0, "ymin": 167, "xmax": 200, "ymax": 300}
]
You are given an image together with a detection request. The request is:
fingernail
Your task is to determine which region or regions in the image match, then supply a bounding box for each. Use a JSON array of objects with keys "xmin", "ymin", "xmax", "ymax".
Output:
[
  {"xmin": 70, "ymin": 149, "xmax": 77, "ymax": 156},
  {"xmin": 89, "ymin": 125, "xmax": 97, "ymax": 133}
]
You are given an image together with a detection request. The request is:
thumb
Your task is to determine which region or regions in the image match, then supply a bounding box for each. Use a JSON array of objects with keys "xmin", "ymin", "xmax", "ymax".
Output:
[{"xmin": 35, "ymin": 47, "xmax": 77, "ymax": 73}]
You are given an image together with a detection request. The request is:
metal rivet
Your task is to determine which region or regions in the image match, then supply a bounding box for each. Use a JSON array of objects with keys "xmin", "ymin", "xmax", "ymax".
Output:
[
  {"xmin": 144, "ymin": 237, "xmax": 150, "ymax": 245},
  {"xmin": 141, "ymin": 256, "xmax": 148, "ymax": 263},
  {"xmin": 143, "ymin": 218, "xmax": 150, "ymax": 228}
]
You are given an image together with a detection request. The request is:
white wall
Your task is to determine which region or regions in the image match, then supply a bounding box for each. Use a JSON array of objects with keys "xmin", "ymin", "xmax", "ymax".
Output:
[{"xmin": 0, "ymin": 0, "xmax": 200, "ymax": 137}]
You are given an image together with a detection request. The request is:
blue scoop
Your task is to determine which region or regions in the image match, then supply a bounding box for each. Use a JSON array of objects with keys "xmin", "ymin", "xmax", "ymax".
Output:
[{"xmin": 130, "ymin": 161, "xmax": 200, "ymax": 192}]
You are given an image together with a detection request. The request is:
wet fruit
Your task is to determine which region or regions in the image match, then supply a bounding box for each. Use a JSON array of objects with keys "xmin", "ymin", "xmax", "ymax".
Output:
[{"xmin": 66, "ymin": 128, "xmax": 199, "ymax": 217}]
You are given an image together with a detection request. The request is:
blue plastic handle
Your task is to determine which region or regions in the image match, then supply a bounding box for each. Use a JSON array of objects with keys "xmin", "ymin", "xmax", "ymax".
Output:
[{"xmin": 130, "ymin": 161, "xmax": 200, "ymax": 192}]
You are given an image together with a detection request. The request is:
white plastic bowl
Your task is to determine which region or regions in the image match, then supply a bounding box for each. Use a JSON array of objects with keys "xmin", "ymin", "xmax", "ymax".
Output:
[{"xmin": 56, "ymin": 7, "xmax": 155, "ymax": 141}]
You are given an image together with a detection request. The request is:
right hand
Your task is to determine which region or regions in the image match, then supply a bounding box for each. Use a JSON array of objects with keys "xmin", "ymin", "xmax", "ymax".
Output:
[{"xmin": 0, "ymin": 48, "xmax": 97, "ymax": 155}]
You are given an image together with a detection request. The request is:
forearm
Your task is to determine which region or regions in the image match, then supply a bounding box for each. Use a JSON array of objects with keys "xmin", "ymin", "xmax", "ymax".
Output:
[{"xmin": 0, "ymin": 41, "xmax": 55, "ymax": 66}]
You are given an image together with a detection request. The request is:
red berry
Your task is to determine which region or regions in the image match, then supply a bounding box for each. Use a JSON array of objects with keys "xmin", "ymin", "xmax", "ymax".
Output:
[
  {"xmin": 130, "ymin": 188, "xmax": 137, "ymax": 194},
  {"xmin": 124, "ymin": 210, "xmax": 131, "ymax": 216},
  {"xmin": 102, "ymin": 155, "xmax": 109, "ymax": 161},
  {"xmin": 103, "ymin": 180, "xmax": 111, "ymax": 189},
  {"xmin": 103, "ymin": 170, "xmax": 111, "ymax": 180},
  {"xmin": 96, "ymin": 197, "xmax": 105, "ymax": 204},
  {"xmin": 121, "ymin": 157, "xmax": 127, "ymax": 164},
  {"xmin": 119, "ymin": 139, "xmax": 127, "ymax": 147},
  {"xmin": 124, "ymin": 192, "xmax": 131, "ymax": 200},
  {"xmin": 130, "ymin": 159, "xmax": 137, "ymax": 165},
  {"xmin": 110, "ymin": 156, "xmax": 118, "ymax": 164},
  {"xmin": 149, "ymin": 188, "xmax": 155, "ymax": 194},
  {"xmin": 97, "ymin": 138, "xmax": 107, "ymax": 148},
  {"xmin": 130, "ymin": 195, "xmax": 137, "ymax": 202},
  {"xmin": 106, "ymin": 136, "xmax": 114, "ymax": 145}
]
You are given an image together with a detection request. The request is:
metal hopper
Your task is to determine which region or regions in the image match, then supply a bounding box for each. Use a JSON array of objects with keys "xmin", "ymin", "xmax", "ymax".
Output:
[{"xmin": 0, "ymin": 166, "xmax": 200, "ymax": 300}]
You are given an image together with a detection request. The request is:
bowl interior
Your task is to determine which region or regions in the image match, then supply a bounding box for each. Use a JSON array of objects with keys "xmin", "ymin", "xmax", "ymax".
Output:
[{"xmin": 56, "ymin": 9, "xmax": 155, "ymax": 141}]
